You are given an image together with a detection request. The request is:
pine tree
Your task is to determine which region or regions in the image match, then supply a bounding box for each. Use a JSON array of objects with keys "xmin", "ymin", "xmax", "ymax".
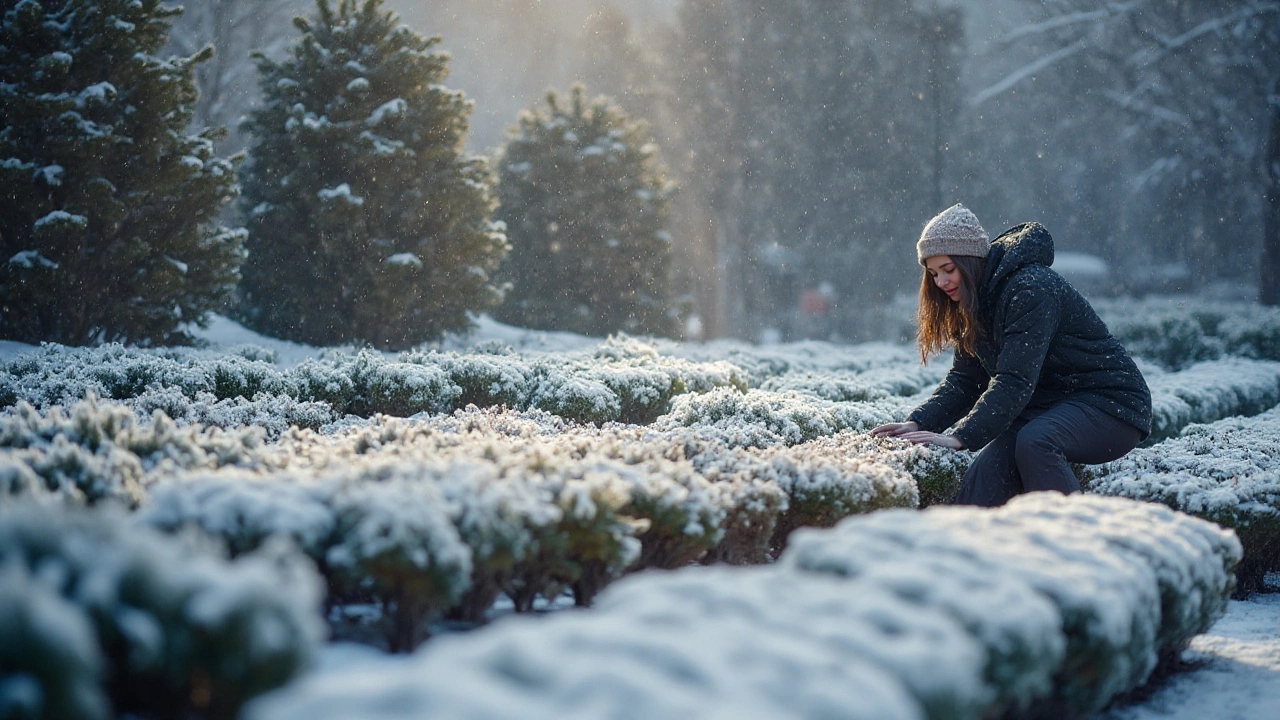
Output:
[
  {"xmin": 0, "ymin": 0, "xmax": 245, "ymax": 346},
  {"xmin": 493, "ymin": 85, "xmax": 678, "ymax": 337},
  {"xmin": 236, "ymin": 0, "xmax": 507, "ymax": 349}
]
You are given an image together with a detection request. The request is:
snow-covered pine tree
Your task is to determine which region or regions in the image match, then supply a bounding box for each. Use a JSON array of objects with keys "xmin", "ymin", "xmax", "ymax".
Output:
[
  {"xmin": 494, "ymin": 85, "xmax": 678, "ymax": 337},
  {"xmin": 0, "ymin": 0, "xmax": 245, "ymax": 346},
  {"xmin": 236, "ymin": 0, "xmax": 508, "ymax": 349}
]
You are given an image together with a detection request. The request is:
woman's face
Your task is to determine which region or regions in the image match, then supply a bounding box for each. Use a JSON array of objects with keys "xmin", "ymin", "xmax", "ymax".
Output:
[{"xmin": 925, "ymin": 255, "xmax": 962, "ymax": 302}]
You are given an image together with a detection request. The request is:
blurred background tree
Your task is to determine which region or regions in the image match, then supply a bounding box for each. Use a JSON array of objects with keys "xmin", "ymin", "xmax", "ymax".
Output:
[{"xmin": 493, "ymin": 85, "xmax": 679, "ymax": 337}]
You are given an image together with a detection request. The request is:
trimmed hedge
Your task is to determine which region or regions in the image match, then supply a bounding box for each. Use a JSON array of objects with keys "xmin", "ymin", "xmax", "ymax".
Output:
[
  {"xmin": 1083, "ymin": 406, "xmax": 1280, "ymax": 593},
  {"xmin": 245, "ymin": 494, "xmax": 1239, "ymax": 720},
  {"xmin": 1095, "ymin": 297, "xmax": 1280, "ymax": 370}
]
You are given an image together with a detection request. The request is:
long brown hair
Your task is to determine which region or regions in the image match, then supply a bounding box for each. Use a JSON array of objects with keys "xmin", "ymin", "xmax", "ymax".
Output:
[{"xmin": 917, "ymin": 255, "xmax": 987, "ymax": 362}]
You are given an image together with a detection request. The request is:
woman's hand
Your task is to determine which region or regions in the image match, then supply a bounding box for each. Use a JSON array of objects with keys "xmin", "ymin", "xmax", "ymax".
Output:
[
  {"xmin": 899, "ymin": 431, "xmax": 964, "ymax": 450},
  {"xmin": 870, "ymin": 421, "xmax": 919, "ymax": 437}
]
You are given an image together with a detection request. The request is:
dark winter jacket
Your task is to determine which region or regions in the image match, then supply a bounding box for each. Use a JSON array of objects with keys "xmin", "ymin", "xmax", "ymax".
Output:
[{"xmin": 908, "ymin": 222, "xmax": 1152, "ymax": 451}]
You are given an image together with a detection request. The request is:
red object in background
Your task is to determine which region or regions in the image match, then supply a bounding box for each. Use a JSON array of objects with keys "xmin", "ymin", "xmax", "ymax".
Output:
[{"xmin": 800, "ymin": 289, "xmax": 829, "ymax": 315}]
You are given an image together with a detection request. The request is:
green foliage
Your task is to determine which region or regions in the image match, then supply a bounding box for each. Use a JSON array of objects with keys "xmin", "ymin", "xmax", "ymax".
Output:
[
  {"xmin": 236, "ymin": 0, "xmax": 508, "ymax": 349},
  {"xmin": 493, "ymin": 85, "xmax": 679, "ymax": 337},
  {"xmin": 0, "ymin": 0, "xmax": 245, "ymax": 346}
]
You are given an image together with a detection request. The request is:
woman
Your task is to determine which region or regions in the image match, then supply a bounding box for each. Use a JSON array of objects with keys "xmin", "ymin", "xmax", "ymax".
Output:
[{"xmin": 871, "ymin": 204, "xmax": 1152, "ymax": 507}]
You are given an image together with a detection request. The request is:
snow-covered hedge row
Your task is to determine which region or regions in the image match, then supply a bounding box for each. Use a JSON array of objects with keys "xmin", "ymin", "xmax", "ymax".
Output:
[
  {"xmin": 1143, "ymin": 358, "xmax": 1280, "ymax": 442},
  {"xmin": 786, "ymin": 492, "xmax": 1240, "ymax": 718},
  {"xmin": 1082, "ymin": 406, "xmax": 1280, "ymax": 593},
  {"xmin": 0, "ymin": 398, "xmax": 267, "ymax": 507},
  {"xmin": 655, "ymin": 386, "xmax": 928, "ymax": 448},
  {"xmin": 655, "ymin": 337, "xmax": 928, "ymax": 385},
  {"xmin": 131, "ymin": 407, "xmax": 924, "ymax": 649},
  {"xmin": 0, "ymin": 337, "xmax": 748, "ymax": 427},
  {"xmin": 245, "ymin": 493, "xmax": 1239, "ymax": 720},
  {"xmin": 0, "ymin": 502, "xmax": 325, "ymax": 720},
  {"xmin": 1095, "ymin": 297, "xmax": 1280, "ymax": 370}
]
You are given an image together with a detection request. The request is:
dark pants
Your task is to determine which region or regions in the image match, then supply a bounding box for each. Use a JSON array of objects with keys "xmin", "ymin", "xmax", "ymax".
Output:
[{"xmin": 953, "ymin": 401, "xmax": 1143, "ymax": 508}]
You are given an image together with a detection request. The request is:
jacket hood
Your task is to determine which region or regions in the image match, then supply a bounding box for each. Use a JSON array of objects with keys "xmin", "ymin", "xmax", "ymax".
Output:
[{"xmin": 982, "ymin": 222, "xmax": 1055, "ymax": 291}]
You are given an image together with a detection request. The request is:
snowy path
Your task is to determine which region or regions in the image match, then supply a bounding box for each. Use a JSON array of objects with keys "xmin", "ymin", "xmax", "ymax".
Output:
[{"xmin": 1099, "ymin": 592, "xmax": 1280, "ymax": 720}]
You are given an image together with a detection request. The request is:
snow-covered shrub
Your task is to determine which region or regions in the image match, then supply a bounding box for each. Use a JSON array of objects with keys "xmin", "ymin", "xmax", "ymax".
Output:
[
  {"xmin": 250, "ymin": 493, "xmax": 1235, "ymax": 720},
  {"xmin": 130, "ymin": 386, "xmax": 335, "ymax": 438},
  {"xmin": 657, "ymin": 337, "xmax": 924, "ymax": 387},
  {"xmin": 708, "ymin": 443, "xmax": 917, "ymax": 548},
  {"xmin": 782, "ymin": 529, "xmax": 1065, "ymax": 717},
  {"xmin": 1144, "ymin": 358, "xmax": 1280, "ymax": 442},
  {"xmin": 0, "ymin": 502, "xmax": 325, "ymax": 720},
  {"xmin": 1095, "ymin": 297, "xmax": 1280, "ymax": 369},
  {"xmin": 287, "ymin": 356, "xmax": 360, "ymax": 414},
  {"xmin": 759, "ymin": 361, "xmax": 947, "ymax": 402},
  {"xmin": 0, "ymin": 398, "xmax": 269, "ymax": 506},
  {"xmin": 324, "ymin": 472, "xmax": 473, "ymax": 652},
  {"xmin": 245, "ymin": 572, "xmax": 928, "ymax": 720},
  {"xmin": 597, "ymin": 566, "xmax": 989, "ymax": 720},
  {"xmin": 288, "ymin": 350, "xmax": 463, "ymax": 418},
  {"xmin": 1083, "ymin": 407, "xmax": 1280, "ymax": 593},
  {"xmin": 1006, "ymin": 493, "xmax": 1240, "ymax": 658},
  {"xmin": 700, "ymin": 471, "xmax": 790, "ymax": 564},
  {"xmin": 783, "ymin": 492, "xmax": 1239, "ymax": 717},
  {"xmin": 0, "ymin": 562, "xmax": 109, "ymax": 720},
  {"xmin": 142, "ymin": 465, "xmax": 474, "ymax": 652},
  {"xmin": 141, "ymin": 474, "xmax": 337, "ymax": 559},
  {"xmin": 806, "ymin": 431, "xmax": 971, "ymax": 507},
  {"xmin": 138, "ymin": 431, "xmax": 652, "ymax": 642},
  {"xmin": 3, "ymin": 343, "xmax": 292, "ymax": 409},
  {"xmin": 1103, "ymin": 308, "xmax": 1225, "ymax": 371},
  {"xmin": 656, "ymin": 386, "xmax": 916, "ymax": 448},
  {"xmin": 407, "ymin": 348, "xmax": 530, "ymax": 409}
]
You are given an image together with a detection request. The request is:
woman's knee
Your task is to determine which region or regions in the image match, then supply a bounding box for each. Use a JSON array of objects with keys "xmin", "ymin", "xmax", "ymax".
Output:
[{"xmin": 1014, "ymin": 425, "xmax": 1063, "ymax": 467}]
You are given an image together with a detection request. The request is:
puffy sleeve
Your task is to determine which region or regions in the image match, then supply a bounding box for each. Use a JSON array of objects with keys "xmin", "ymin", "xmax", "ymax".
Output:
[
  {"xmin": 908, "ymin": 352, "xmax": 989, "ymax": 434},
  {"xmin": 949, "ymin": 285, "xmax": 1059, "ymax": 450}
]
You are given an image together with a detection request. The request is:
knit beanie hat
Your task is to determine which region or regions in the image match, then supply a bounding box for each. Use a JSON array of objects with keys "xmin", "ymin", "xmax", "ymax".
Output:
[{"xmin": 916, "ymin": 203, "xmax": 990, "ymax": 265}]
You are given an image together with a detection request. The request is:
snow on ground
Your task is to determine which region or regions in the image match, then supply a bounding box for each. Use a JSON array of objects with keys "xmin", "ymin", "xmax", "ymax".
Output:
[
  {"xmin": 193, "ymin": 313, "xmax": 324, "ymax": 367},
  {"xmin": 1099, "ymin": 588, "xmax": 1280, "ymax": 720}
]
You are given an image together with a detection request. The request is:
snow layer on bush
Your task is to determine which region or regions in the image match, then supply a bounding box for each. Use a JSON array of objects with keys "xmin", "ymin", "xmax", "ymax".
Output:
[
  {"xmin": 596, "ymin": 566, "xmax": 989, "ymax": 720},
  {"xmin": 1002, "ymin": 493, "xmax": 1240, "ymax": 652},
  {"xmin": 783, "ymin": 493, "xmax": 1239, "ymax": 717},
  {"xmin": 0, "ymin": 562, "xmax": 109, "ymax": 720},
  {"xmin": 0, "ymin": 502, "xmax": 326, "ymax": 719},
  {"xmin": 1084, "ymin": 406, "xmax": 1280, "ymax": 588},
  {"xmin": 655, "ymin": 386, "xmax": 923, "ymax": 448},
  {"xmin": 248, "ymin": 494, "xmax": 1234, "ymax": 720},
  {"xmin": 0, "ymin": 397, "xmax": 268, "ymax": 505},
  {"xmin": 247, "ymin": 571, "xmax": 928, "ymax": 720},
  {"xmin": 1144, "ymin": 358, "xmax": 1280, "ymax": 441},
  {"xmin": 1095, "ymin": 297, "xmax": 1280, "ymax": 370}
]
